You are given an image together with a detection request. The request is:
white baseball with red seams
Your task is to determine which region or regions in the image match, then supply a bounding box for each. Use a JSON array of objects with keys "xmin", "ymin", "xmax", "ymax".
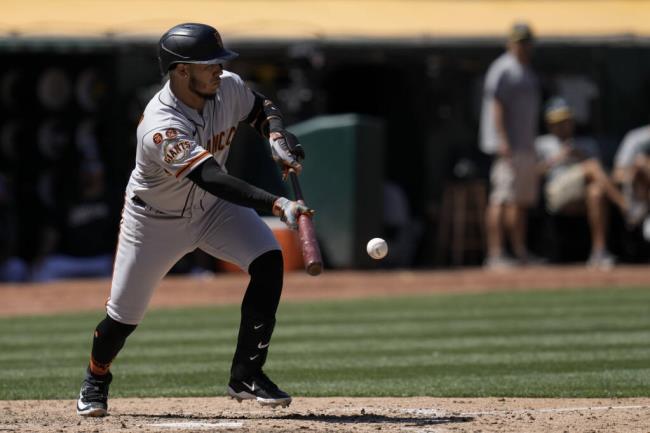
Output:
[{"xmin": 366, "ymin": 238, "xmax": 388, "ymax": 260}]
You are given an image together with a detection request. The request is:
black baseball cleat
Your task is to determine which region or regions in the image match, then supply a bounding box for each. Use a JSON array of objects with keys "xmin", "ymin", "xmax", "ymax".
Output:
[
  {"xmin": 227, "ymin": 371, "xmax": 292, "ymax": 408},
  {"xmin": 76, "ymin": 371, "xmax": 112, "ymax": 417}
]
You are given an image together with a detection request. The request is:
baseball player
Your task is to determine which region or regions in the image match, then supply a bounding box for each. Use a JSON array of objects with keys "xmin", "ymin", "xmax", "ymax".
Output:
[{"xmin": 76, "ymin": 23, "xmax": 311, "ymax": 416}]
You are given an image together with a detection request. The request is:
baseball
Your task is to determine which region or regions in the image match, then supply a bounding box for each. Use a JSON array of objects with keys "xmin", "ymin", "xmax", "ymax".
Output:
[{"xmin": 366, "ymin": 237, "xmax": 388, "ymax": 260}]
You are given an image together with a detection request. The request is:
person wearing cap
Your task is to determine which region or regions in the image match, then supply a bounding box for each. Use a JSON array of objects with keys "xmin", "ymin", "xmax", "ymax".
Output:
[
  {"xmin": 74, "ymin": 23, "xmax": 311, "ymax": 416},
  {"xmin": 479, "ymin": 22, "xmax": 541, "ymax": 269},
  {"xmin": 535, "ymin": 97, "xmax": 639, "ymax": 269}
]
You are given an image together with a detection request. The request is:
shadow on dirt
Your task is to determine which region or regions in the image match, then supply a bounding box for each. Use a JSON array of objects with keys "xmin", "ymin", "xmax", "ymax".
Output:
[
  {"xmin": 282, "ymin": 413, "xmax": 473, "ymax": 426},
  {"xmin": 125, "ymin": 412, "xmax": 473, "ymax": 427}
]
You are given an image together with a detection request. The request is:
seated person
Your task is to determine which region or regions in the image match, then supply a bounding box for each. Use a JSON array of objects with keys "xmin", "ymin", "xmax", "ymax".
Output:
[
  {"xmin": 612, "ymin": 121, "xmax": 650, "ymax": 229},
  {"xmin": 31, "ymin": 160, "xmax": 117, "ymax": 281},
  {"xmin": 535, "ymin": 97, "xmax": 636, "ymax": 269}
]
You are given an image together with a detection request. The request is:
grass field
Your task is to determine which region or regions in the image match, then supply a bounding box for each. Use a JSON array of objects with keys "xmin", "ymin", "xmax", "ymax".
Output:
[{"xmin": 1, "ymin": 287, "xmax": 650, "ymax": 401}]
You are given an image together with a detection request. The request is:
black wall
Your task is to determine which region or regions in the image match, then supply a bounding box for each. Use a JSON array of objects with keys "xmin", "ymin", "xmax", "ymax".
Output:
[{"xmin": 2, "ymin": 39, "xmax": 649, "ymax": 266}]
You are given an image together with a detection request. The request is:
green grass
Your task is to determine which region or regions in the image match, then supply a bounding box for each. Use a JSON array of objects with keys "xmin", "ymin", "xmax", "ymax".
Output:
[{"xmin": 1, "ymin": 287, "xmax": 650, "ymax": 400}]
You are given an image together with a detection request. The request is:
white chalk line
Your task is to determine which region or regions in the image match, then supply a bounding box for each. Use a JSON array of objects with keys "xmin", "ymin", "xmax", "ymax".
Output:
[
  {"xmin": 404, "ymin": 404, "xmax": 649, "ymax": 417},
  {"xmin": 148, "ymin": 421, "xmax": 243, "ymax": 429}
]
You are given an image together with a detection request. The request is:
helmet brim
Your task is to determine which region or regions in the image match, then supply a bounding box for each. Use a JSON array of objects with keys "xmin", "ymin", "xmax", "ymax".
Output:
[
  {"xmin": 161, "ymin": 48, "xmax": 239, "ymax": 72},
  {"xmin": 187, "ymin": 49, "xmax": 239, "ymax": 64}
]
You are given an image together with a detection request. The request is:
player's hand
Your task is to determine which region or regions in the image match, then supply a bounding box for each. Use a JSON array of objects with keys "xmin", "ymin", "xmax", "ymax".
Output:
[
  {"xmin": 270, "ymin": 131, "xmax": 305, "ymax": 178},
  {"xmin": 272, "ymin": 197, "xmax": 314, "ymax": 230}
]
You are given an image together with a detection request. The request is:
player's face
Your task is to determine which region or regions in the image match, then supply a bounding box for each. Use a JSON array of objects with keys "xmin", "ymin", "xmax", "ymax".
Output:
[{"xmin": 188, "ymin": 63, "xmax": 223, "ymax": 99}]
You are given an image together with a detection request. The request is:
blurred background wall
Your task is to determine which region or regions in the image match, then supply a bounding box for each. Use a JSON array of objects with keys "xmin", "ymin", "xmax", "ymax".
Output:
[{"xmin": 1, "ymin": 0, "xmax": 649, "ymax": 274}]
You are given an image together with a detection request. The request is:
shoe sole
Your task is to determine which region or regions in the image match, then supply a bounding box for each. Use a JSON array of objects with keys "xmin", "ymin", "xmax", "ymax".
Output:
[
  {"xmin": 257, "ymin": 396, "xmax": 292, "ymax": 408},
  {"xmin": 77, "ymin": 406, "xmax": 108, "ymax": 417},
  {"xmin": 227, "ymin": 386, "xmax": 292, "ymax": 408},
  {"xmin": 77, "ymin": 396, "xmax": 108, "ymax": 417}
]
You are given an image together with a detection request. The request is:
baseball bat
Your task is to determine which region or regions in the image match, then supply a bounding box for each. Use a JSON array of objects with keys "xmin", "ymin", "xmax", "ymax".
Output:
[{"xmin": 288, "ymin": 169, "xmax": 323, "ymax": 276}]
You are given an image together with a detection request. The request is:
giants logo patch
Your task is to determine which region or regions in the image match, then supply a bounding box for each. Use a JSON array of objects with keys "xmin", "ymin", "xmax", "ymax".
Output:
[{"xmin": 162, "ymin": 139, "xmax": 192, "ymax": 164}]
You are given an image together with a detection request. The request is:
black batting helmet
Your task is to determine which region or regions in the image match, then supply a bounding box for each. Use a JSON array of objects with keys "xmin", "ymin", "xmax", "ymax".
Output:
[{"xmin": 158, "ymin": 23, "xmax": 239, "ymax": 74}]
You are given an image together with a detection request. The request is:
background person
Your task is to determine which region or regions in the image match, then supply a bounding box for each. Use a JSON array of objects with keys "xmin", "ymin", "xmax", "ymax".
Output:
[
  {"xmin": 479, "ymin": 23, "xmax": 541, "ymax": 269},
  {"xmin": 535, "ymin": 97, "xmax": 639, "ymax": 268},
  {"xmin": 0, "ymin": 173, "xmax": 28, "ymax": 282},
  {"xmin": 613, "ymin": 121, "xmax": 650, "ymax": 232},
  {"xmin": 30, "ymin": 159, "xmax": 116, "ymax": 281}
]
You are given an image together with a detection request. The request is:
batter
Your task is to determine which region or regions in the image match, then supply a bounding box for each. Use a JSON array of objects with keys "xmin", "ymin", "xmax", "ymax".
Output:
[{"xmin": 76, "ymin": 22, "xmax": 311, "ymax": 416}]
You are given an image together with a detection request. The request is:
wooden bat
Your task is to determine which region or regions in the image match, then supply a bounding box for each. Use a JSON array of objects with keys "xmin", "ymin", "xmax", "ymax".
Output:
[{"xmin": 288, "ymin": 169, "xmax": 323, "ymax": 276}]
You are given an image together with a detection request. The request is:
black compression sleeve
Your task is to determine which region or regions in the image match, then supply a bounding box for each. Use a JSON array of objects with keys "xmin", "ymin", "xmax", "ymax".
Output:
[
  {"xmin": 187, "ymin": 158, "xmax": 279, "ymax": 212},
  {"xmin": 245, "ymin": 91, "xmax": 284, "ymax": 137}
]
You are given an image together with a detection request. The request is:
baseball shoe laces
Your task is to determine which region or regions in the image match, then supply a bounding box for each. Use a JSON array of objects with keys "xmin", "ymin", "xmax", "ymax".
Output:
[{"xmin": 76, "ymin": 371, "xmax": 112, "ymax": 417}]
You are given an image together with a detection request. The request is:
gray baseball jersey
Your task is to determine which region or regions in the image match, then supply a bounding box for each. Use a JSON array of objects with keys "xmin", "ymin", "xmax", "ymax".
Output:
[
  {"xmin": 479, "ymin": 52, "xmax": 540, "ymax": 155},
  {"xmin": 106, "ymin": 71, "xmax": 279, "ymax": 325},
  {"xmin": 127, "ymin": 71, "xmax": 254, "ymax": 216},
  {"xmin": 614, "ymin": 125, "xmax": 650, "ymax": 168}
]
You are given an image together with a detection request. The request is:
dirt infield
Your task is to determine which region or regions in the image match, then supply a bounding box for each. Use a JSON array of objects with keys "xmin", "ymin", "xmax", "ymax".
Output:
[
  {"xmin": 2, "ymin": 396, "xmax": 650, "ymax": 433},
  {"xmin": 1, "ymin": 265, "xmax": 649, "ymax": 432}
]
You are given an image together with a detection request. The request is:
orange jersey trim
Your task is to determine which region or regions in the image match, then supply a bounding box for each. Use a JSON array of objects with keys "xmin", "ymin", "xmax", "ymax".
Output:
[{"xmin": 175, "ymin": 151, "xmax": 211, "ymax": 178}]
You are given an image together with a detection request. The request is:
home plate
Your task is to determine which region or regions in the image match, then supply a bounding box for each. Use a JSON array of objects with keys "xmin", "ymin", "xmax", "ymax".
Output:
[{"xmin": 149, "ymin": 421, "xmax": 243, "ymax": 429}]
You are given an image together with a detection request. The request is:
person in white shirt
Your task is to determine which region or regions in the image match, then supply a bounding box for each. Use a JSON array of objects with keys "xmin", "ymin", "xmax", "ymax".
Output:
[
  {"xmin": 536, "ymin": 97, "xmax": 637, "ymax": 268},
  {"xmin": 612, "ymin": 122, "xmax": 650, "ymax": 229}
]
